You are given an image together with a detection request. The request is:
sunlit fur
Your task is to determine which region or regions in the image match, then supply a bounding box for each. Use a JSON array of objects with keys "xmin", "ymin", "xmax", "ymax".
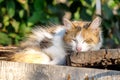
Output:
[
  {"xmin": 12, "ymin": 48, "xmax": 51, "ymax": 64},
  {"xmin": 11, "ymin": 17, "xmax": 102, "ymax": 65},
  {"xmin": 63, "ymin": 17, "xmax": 102, "ymax": 52},
  {"xmin": 12, "ymin": 26, "xmax": 67, "ymax": 65}
]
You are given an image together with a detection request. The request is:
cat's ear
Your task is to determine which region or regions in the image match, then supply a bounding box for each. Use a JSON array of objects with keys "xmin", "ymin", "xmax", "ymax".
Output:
[
  {"xmin": 89, "ymin": 17, "xmax": 102, "ymax": 31},
  {"xmin": 63, "ymin": 18, "xmax": 73, "ymax": 30}
]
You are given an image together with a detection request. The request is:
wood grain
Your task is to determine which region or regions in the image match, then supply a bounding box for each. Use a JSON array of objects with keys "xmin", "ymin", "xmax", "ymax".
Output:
[
  {"xmin": 0, "ymin": 47, "xmax": 120, "ymax": 69},
  {"xmin": 68, "ymin": 49, "xmax": 120, "ymax": 69},
  {"xmin": 0, "ymin": 61, "xmax": 120, "ymax": 80},
  {"xmin": 0, "ymin": 47, "xmax": 120, "ymax": 79}
]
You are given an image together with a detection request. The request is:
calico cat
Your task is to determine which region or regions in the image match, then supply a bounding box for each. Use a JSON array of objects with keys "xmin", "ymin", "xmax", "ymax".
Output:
[
  {"xmin": 10, "ymin": 17, "xmax": 102, "ymax": 65},
  {"xmin": 63, "ymin": 17, "xmax": 102, "ymax": 52}
]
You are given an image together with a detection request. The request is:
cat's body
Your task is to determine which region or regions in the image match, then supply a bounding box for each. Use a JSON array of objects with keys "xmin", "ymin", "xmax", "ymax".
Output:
[
  {"xmin": 10, "ymin": 17, "xmax": 102, "ymax": 65},
  {"xmin": 12, "ymin": 26, "xmax": 68, "ymax": 65}
]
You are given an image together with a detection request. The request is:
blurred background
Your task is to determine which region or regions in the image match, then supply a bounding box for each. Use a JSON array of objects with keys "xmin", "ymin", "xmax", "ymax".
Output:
[{"xmin": 0, "ymin": 0, "xmax": 120, "ymax": 48}]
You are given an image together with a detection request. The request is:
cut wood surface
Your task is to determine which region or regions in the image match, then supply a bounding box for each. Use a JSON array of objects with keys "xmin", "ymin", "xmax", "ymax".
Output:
[
  {"xmin": 67, "ymin": 49, "xmax": 120, "ymax": 68},
  {"xmin": 0, "ymin": 61, "xmax": 120, "ymax": 80}
]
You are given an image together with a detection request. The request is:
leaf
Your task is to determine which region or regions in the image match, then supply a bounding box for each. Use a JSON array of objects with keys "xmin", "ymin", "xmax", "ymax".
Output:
[
  {"xmin": 28, "ymin": 11, "xmax": 45, "ymax": 24},
  {"xmin": 103, "ymin": 4, "xmax": 113, "ymax": 20},
  {"xmin": 81, "ymin": 0, "xmax": 91, "ymax": 7},
  {"xmin": 47, "ymin": 17, "xmax": 59, "ymax": 24},
  {"xmin": 3, "ymin": 21, "xmax": 9, "ymax": 27},
  {"xmin": 19, "ymin": 22, "xmax": 26, "ymax": 35},
  {"xmin": 9, "ymin": 33, "xmax": 17, "ymax": 38},
  {"xmin": 0, "ymin": 32, "xmax": 12, "ymax": 45},
  {"xmin": 80, "ymin": 7, "xmax": 91, "ymax": 20},
  {"xmin": 27, "ymin": 22, "xmax": 34, "ymax": 27},
  {"xmin": 15, "ymin": 35, "xmax": 21, "ymax": 45},
  {"xmin": 9, "ymin": 33, "xmax": 22, "ymax": 45},
  {"xmin": 108, "ymin": 0, "xmax": 117, "ymax": 8},
  {"xmin": 3, "ymin": 15, "xmax": 10, "ymax": 27},
  {"xmin": 112, "ymin": 35, "xmax": 120, "ymax": 44},
  {"xmin": 0, "ymin": 0, "xmax": 3, "ymax": 3},
  {"xmin": 1, "ymin": 7, "xmax": 6, "ymax": 15},
  {"xmin": 34, "ymin": 0, "xmax": 45, "ymax": 11},
  {"xmin": 10, "ymin": 19, "xmax": 20, "ymax": 32},
  {"xmin": 6, "ymin": 0, "xmax": 15, "ymax": 18},
  {"xmin": 19, "ymin": 10, "xmax": 24, "ymax": 19},
  {"xmin": 17, "ymin": 0, "xmax": 27, "ymax": 4},
  {"xmin": 3, "ymin": 15, "xmax": 9, "ymax": 22},
  {"xmin": 69, "ymin": 1, "xmax": 81, "ymax": 13},
  {"xmin": 74, "ymin": 8, "xmax": 80, "ymax": 20}
]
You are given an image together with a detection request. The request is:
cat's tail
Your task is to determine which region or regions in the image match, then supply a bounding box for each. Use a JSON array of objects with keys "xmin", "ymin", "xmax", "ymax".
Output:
[{"xmin": 20, "ymin": 27, "xmax": 53, "ymax": 49}]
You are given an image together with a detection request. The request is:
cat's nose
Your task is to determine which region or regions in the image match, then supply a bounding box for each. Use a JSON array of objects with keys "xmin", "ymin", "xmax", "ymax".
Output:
[{"xmin": 76, "ymin": 46, "xmax": 82, "ymax": 52}]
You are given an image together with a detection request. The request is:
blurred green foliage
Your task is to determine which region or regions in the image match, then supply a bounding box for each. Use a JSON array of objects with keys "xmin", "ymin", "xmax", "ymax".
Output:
[{"xmin": 0, "ymin": 0, "xmax": 120, "ymax": 48}]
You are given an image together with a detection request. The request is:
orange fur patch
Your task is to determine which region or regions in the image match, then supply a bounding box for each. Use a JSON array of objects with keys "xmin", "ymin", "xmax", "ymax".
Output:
[
  {"xmin": 80, "ymin": 28, "xmax": 100, "ymax": 44},
  {"xmin": 64, "ymin": 21, "xmax": 101, "ymax": 45}
]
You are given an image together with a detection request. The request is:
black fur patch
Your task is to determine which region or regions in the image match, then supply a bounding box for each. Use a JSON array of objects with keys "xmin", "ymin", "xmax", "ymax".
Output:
[{"xmin": 39, "ymin": 37, "xmax": 53, "ymax": 49}]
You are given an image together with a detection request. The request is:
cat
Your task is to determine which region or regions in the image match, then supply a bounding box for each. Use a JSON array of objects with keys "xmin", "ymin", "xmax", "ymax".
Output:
[
  {"xmin": 63, "ymin": 17, "xmax": 103, "ymax": 52},
  {"xmin": 9, "ymin": 17, "xmax": 102, "ymax": 65}
]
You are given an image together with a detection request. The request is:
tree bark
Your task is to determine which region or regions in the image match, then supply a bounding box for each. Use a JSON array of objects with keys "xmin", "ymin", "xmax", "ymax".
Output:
[{"xmin": 67, "ymin": 49, "xmax": 120, "ymax": 70}]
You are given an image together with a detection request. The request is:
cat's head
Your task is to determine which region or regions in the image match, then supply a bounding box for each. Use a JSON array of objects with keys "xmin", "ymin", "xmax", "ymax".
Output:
[{"xmin": 63, "ymin": 17, "xmax": 102, "ymax": 52}]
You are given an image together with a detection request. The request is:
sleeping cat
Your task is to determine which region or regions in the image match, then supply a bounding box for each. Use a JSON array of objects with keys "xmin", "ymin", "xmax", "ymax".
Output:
[{"xmin": 10, "ymin": 17, "xmax": 102, "ymax": 65}]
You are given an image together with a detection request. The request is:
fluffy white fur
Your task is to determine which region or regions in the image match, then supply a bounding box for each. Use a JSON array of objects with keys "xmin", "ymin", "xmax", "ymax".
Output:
[
  {"xmin": 71, "ymin": 32, "xmax": 103, "ymax": 52},
  {"xmin": 42, "ymin": 27, "xmax": 67, "ymax": 65},
  {"xmin": 64, "ymin": 17, "xmax": 103, "ymax": 52},
  {"xmin": 20, "ymin": 17, "xmax": 102, "ymax": 65},
  {"xmin": 25, "ymin": 26, "xmax": 67, "ymax": 65}
]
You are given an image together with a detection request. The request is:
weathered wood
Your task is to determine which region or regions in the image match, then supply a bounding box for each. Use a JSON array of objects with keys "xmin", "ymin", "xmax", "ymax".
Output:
[
  {"xmin": 68, "ymin": 49, "xmax": 120, "ymax": 69},
  {"xmin": 0, "ymin": 47, "xmax": 18, "ymax": 61},
  {"xmin": 0, "ymin": 61, "xmax": 120, "ymax": 80},
  {"xmin": 0, "ymin": 47, "xmax": 17, "ymax": 52},
  {"xmin": 0, "ymin": 47, "xmax": 120, "ymax": 70}
]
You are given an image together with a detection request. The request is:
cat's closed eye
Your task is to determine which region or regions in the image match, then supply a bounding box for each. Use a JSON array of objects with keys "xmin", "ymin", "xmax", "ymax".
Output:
[
  {"xmin": 72, "ymin": 38, "xmax": 77, "ymax": 42},
  {"xmin": 84, "ymin": 39, "xmax": 93, "ymax": 43}
]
